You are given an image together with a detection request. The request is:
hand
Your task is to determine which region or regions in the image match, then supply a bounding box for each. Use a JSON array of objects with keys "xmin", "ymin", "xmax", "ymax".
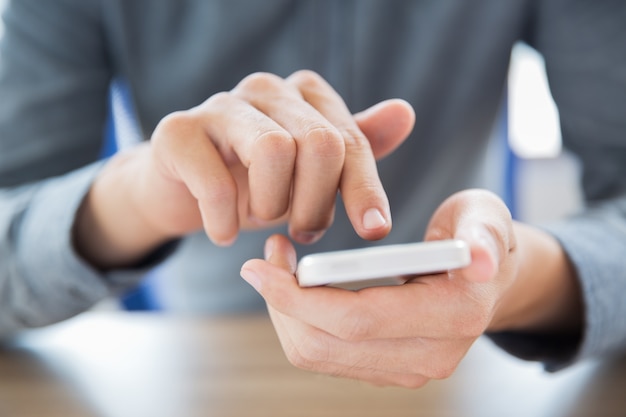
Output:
[
  {"xmin": 240, "ymin": 189, "xmax": 582, "ymax": 388},
  {"xmin": 73, "ymin": 71, "xmax": 415, "ymax": 268}
]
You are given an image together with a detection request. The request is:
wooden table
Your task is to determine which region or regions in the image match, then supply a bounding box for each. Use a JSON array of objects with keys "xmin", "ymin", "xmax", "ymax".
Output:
[{"xmin": 0, "ymin": 312, "xmax": 624, "ymax": 417}]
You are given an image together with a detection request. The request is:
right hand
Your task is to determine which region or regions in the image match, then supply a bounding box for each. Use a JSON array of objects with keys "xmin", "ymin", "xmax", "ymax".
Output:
[
  {"xmin": 241, "ymin": 190, "xmax": 581, "ymax": 388},
  {"xmin": 74, "ymin": 70, "xmax": 415, "ymax": 268}
]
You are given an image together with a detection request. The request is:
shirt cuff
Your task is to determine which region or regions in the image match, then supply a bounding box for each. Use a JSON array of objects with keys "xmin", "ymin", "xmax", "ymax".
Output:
[
  {"xmin": 544, "ymin": 215, "xmax": 626, "ymax": 365},
  {"xmin": 489, "ymin": 210, "xmax": 626, "ymax": 370},
  {"xmin": 13, "ymin": 162, "xmax": 174, "ymax": 330}
]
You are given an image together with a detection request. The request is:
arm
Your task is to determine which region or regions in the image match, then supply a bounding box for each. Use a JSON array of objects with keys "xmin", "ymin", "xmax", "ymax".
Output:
[
  {"xmin": 241, "ymin": 190, "xmax": 582, "ymax": 387},
  {"xmin": 72, "ymin": 72, "xmax": 415, "ymax": 269},
  {"xmin": 0, "ymin": 0, "xmax": 121, "ymax": 336},
  {"xmin": 0, "ymin": 2, "xmax": 416, "ymax": 334},
  {"xmin": 239, "ymin": 0, "xmax": 626, "ymax": 387},
  {"xmin": 524, "ymin": 0, "xmax": 626, "ymax": 363}
]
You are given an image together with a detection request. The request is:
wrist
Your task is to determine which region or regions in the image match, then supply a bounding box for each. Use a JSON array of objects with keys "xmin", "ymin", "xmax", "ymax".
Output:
[
  {"xmin": 73, "ymin": 147, "xmax": 173, "ymax": 270},
  {"xmin": 488, "ymin": 222, "xmax": 583, "ymax": 334}
]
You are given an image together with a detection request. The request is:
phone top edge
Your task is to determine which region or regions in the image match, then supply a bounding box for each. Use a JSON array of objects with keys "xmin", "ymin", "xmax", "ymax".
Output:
[
  {"xmin": 298, "ymin": 239, "xmax": 467, "ymax": 265},
  {"xmin": 296, "ymin": 239, "xmax": 471, "ymax": 287}
]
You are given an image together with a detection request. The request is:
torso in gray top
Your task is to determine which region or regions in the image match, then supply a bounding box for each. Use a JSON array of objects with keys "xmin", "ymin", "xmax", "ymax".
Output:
[
  {"xmin": 2, "ymin": 0, "xmax": 626, "ymax": 367},
  {"xmin": 99, "ymin": 1, "xmax": 519, "ymax": 311}
]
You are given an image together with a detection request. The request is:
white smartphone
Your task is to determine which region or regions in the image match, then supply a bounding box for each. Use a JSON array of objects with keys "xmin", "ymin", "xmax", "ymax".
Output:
[{"xmin": 296, "ymin": 239, "xmax": 471, "ymax": 290}]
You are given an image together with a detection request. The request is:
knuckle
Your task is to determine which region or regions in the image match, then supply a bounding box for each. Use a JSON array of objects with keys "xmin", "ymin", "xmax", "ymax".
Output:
[
  {"xmin": 289, "ymin": 69, "xmax": 325, "ymax": 89},
  {"xmin": 254, "ymin": 130, "xmax": 296, "ymax": 160},
  {"xmin": 155, "ymin": 111, "xmax": 195, "ymax": 139},
  {"xmin": 204, "ymin": 91, "xmax": 232, "ymax": 108},
  {"xmin": 200, "ymin": 176, "xmax": 238, "ymax": 204},
  {"xmin": 483, "ymin": 221, "xmax": 511, "ymax": 257},
  {"xmin": 471, "ymin": 189, "xmax": 512, "ymax": 216},
  {"xmin": 236, "ymin": 72, "xmax": 284, "ymax": 94},
  {"xmin": 423, "ymin": 346, "xmax": 466, "ymax": 380},
  {"xmin": 452, "ymin": 189, "xmax": 513, "ymax": 251},
  {"xmin": 340, "ymin": 125, "xmax": 370, "ymax": 149},
  {"xmin": 345, "ymin": 180, "xmax": 382, "ymax": 201},
  {"xmin": 427, "ymin": 363, "xmax": 457, "ymax": 380},
  {"xmin": 285, "ymin": 337, "xmax": 329, "ymax": 370},
  {"xmin": 252, "ymin": 202, "xmax": 289, "ymax": 223},
  {"xmin": 290, "ymin": 214, "xmax": 334, "ymax": 239},
  {"xmin": 397, "ymin": 375, "xmax": 429, "ymax": 390},
  {"xmin": 152, "ymin": 111, "xmax": 200, "ymax": 156},
  {"xmin": 303, "ymin": 126, "xmax": 345, "ymax": 160},
  {"xmin": 336, "ymin": 310, "xmax": 377, "ymax": 342},
  {"xmin": 284, "ymin": 346, "xmax": 310, "ymax": 370}
]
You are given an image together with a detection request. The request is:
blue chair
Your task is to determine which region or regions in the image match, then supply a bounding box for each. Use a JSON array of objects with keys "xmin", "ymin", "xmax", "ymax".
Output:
[
  {"xmin": 100, "ymin": 79, "xmax": 161, "ymax": 311},
  {"xmin": 500, "ymin": 93, "xmax": 519, "ymax": 220}
]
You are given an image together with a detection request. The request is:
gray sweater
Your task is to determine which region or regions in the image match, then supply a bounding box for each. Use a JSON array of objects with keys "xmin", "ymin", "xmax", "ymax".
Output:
[{"xmin": 1, "ymin": 0, "xmax": 625, "ymax": 367}]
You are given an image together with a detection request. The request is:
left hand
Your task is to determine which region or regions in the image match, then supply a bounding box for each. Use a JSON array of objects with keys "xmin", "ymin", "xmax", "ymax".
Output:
[{"xmin": 240, "ymin": 189, "xmax": 519, "ymax": 388}]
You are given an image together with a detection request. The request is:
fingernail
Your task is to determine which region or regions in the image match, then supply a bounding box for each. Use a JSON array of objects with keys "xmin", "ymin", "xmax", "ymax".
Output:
[
  {"xmin": 240, "ymin": 267, "xmax": 262, "ymax": 292},
  {"xmin": 473, "ymin": 226, "xmax": 500, "ymax": 262},
  {"xmin": 293, "ymin": 231, "xmax": 323, "ymax": 244},
  {"xmin": 363, "ymin": 208, "xmax": 387, "ymax": 230},
  {"xmin": 249, "ymin": 214, "xmax": 270, "ymax": 227},
  {"xmin": 213, "ymin": 235, "xmax": 237, "ymax": 247},
  {"xmin": 264, "ymin": 238, "xmax": 274, "ymax": 260}
]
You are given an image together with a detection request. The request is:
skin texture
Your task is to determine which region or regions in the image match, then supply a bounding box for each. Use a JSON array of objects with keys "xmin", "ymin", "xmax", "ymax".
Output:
[
  {"xmin": 240, "ymin": 190, "xmax": 582, "ymax": 388},
  {"xmin": 73, "ymin": 70, "xmax": 415, "ymax": 269},
  {"xmin": 73, "ymin": 70, "xmax": 582, "ymax": 388}
]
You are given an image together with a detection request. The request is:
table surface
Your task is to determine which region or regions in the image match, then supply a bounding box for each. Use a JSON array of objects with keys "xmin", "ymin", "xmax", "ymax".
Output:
[{"xmin": 0, "ymin": 312, "xmax": 624, "ymax": 417}]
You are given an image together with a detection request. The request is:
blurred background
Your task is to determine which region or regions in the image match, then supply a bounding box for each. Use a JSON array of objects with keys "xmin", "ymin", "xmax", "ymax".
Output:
[
  {"xmin": 0, "ymin": 0, "xmax": 583, "ymax": 309},
  {"xmin": 0, "ymin": 0, "xmax": 581, "ymax": 225},
  {"xmin": 506, "ymin": 42, "xmax": 582, "ymax": 224}
]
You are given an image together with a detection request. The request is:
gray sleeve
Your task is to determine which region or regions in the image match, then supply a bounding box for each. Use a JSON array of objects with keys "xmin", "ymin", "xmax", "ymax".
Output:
[
  {"xmin": 498, "ymin": 0, "xmax": 626, "ymax": 365},
  {"xmin": 545, "ymin": 205, "xmax": 626, "ymax": 363},
  {"xmin": 0, "ymin": 0, "xmax": 148, "ymax": 336},
  {"xmin": 1, "ymin": 164, "xmax": 123, "ymax": 336},
  {"xmin": 0, "ymin": 0, "xmax": 111, "ymax": 184}
]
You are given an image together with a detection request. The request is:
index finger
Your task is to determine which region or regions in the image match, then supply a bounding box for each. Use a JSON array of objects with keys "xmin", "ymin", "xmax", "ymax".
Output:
[
  {"xmin": 287, "ymin": 70, "xmax": 392, "ymax": 241},
  {"xmin": 233, "ymin": 72, "xmax": 346, "ymax": 244}
]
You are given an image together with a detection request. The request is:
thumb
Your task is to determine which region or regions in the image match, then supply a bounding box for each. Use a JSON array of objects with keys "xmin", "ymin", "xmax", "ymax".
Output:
[
  {"xmin": 425, "ymin": 189, "xmax": 514, "ymax": 283},
  {"xmin": 354, "ymin": 99, "xmax": 415, "ymax": 159},
  {"xmin": 263, "ymin": 233, "xmax": 297, "ymax": 274},
  {"xmin": 240, "ymin": 233, "xmax": 298, "ymax": 294},
  {"xmin": 455, "ymin": 224, "xmax": 501, "ymax": 283}
]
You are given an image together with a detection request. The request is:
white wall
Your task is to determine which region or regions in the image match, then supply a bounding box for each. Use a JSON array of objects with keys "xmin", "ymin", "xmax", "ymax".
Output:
[
  {"xmin": 507, "ymin": 43, "xmax": 583, "ymax": 224},
  {"xmin": 0, "ymin": 0, "xmax": 6, "ymax": 38}
]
